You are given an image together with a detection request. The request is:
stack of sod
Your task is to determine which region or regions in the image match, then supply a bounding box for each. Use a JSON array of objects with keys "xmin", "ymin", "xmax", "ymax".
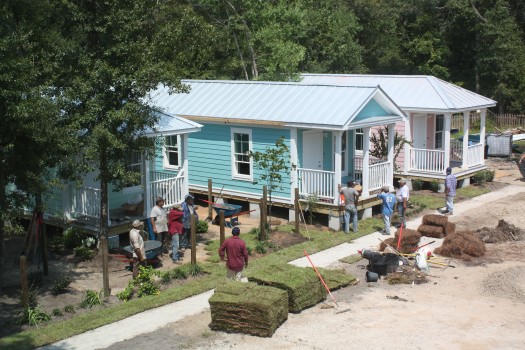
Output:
[
  {"xmin": 418, "ymin": 214, "xmax": 455, "ymax": 238},
  {"xmin": 434, "ymin": 231, "xmax": 486, "ymax": 260},
  {"xmin": 209, "ymin": 281, "xmax": 288, "ymax": 337},
  {"xmin": 247, "ymin": 264, "xmax": 326, "ymax": 313}
]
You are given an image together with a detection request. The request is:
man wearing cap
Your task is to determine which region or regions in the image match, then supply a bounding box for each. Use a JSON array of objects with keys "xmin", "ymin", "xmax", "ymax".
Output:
[
  {"xmin": 218, "ymin": 227, "xmax": 249, "ymax": 281},
  {"xmin": 338, "ymin": 180, "xmax": 361, "ymax": 233},
  {"xmin": 442, "ymin": 167, "xmax": 457, "ymax": 215},
  {"xmin": 396, "ymin": 178, "xmax": 409, "ymax": 228},
  {"xmin": 129, "ymin": 220, "xmax": 146, "ymax": 278},
  {"xmin": 181, "ymin": 194, "xmax": 198, "ymax": 250},
  {"xmin": 150, "ymin": 197, "xmax": 168, "ymax": 254},
  {"xmin": 168, "ymin": 204, "xmax": 184, "ymax": 264},
  {"xmin": 377, "ymin": 185, "xmax": 396, "ymax": 235}
]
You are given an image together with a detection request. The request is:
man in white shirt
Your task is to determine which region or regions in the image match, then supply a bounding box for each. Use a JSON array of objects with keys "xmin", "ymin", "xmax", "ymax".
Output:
[
  {"xmin": 129, "ymin": 220, "xmax": 146, "ymax": 278},
  {"xmin": 150, "ymin": 197, "xmax": 168, "ymax": 254},
  {"xmin": 395, "ymin": 178, "xmax": 409, "ymax": 228}
]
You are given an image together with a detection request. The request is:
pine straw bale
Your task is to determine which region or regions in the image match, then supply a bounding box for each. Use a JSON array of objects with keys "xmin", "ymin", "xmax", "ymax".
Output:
[
  {"xmin": 379, "ymin": 237, "xmax": 396, "ymax": 251},
  {"xmin": 388, "ymin": 229, "xmax": 421, "ymax": 253},
  {"xmin": 434, "ymin": 231, "xmax": 485, "ymax": 260},
  {"xmin": 209, "ymin": 282, "xmax": 288, "ymax": 337},
  {"xmin": 422, "ymin": 214, "xmax": 449, "ymax": 227},
  {"xmin": 445, "ymin": 222, "xmax": 456, "ymax": 236},
  {"xmin": 247, "ymin": 264, "xmax": 326, "ymax": 313},
  {"xmin": 418, "ymin": 224, "xmax": 445, "ymax": 238}
]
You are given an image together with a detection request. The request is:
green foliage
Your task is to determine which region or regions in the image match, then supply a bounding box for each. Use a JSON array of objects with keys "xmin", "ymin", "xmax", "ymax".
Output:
[
  {"xmin": 160, "ymin": 271, "xmax": 172, "ymax": 284},
  {"xmin": 369, "ymin": 127, "xmax": 411, "ymax": 171},
  {"xmin": 80, "ymin": 290, "xmax": 103, "ymax": 309},
  {"xmin": 246, "ymin": 246, "xmax": 253, "ymax": 256},
  {"xmin": 49, "ymin": 235, "xmax": 65, "ymax": 254},
  {"xmin": 412, "ymin": 179, "xmax": 424, "ymax": 191},
  {"xmin": 171, "ymin": 268, "xmax": 189, "ymax": 280},
  {"xmin": 255, "ymin": 241, "xmax": 268, "ymax": 254},
  {"xmin": 74, "ymin": 246, "xmax": 95, "ymax": 261},
  {"xmin": 18, "ymin": 307, "xmax": 51, "ymax": 327},
  {"xmin": 52, "ymin": 308, "xmax": 63, "ymax": 317},
  {"xmin": 63, "ymin": 228, "xmax": 84, "ymax": 249},
  {"xmin": 137, "ymin": 281, "xmax": 160, "ymax": 298},
  {"xmin": 4, "ymin": 221, "xmax": 25, "ymax": 237},
  {"xmin": 188, "ymin": 264, "xmax": 204, "ymax": 277},
  {"xmin": 52, "ymin": 275, "xmax": 72, "ymax": 295},
  {"xmin": 483, "ymin": 169, "xmax": 495, "ymax": 182},
  {"xmin": 472, "ymin": 171, "xmax": 487, "ymax": 184},
  {"xmin": 306, "ymin": 193, "xmax": 319, "ymax": 225},
  {"xmin": 429, "ymin": 180, "xmax": 440, "ymax": 193},
  {"xmin": 63, "ymin": 305, "xmax": 75, "ymax": 313},
  {"xmin": 196, "ymin": 220, "xmax": 209, "ymax": 234},
  {"xmin": 117, "ymin": 283, "xmax": 134, "ymax": 302}
]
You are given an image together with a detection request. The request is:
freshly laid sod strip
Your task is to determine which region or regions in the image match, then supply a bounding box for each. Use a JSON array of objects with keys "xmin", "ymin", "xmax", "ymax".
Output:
[
  {"xmin": 316, "ymin": 267, "xmax": 356, "ymax": 290},
  {"xmin": 209, "ymin": 282, "xmax": 288, "ymax": 337},
  {"xmin": 339, "ymin": 254, "xmax": 363, "ymax": 265}
]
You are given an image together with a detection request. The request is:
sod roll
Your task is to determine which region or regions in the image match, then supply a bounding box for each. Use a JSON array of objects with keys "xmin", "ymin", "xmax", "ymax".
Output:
[{"xmin": 209, "ymin": 282, "xmax": 289, "ymax": 337}]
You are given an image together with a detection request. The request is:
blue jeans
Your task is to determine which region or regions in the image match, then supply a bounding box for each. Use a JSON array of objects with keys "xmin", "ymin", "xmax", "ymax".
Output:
[
  {"xmin": 171, "ymin": 234, "xmax": 180, "ymax": 261},
  {"xmin": 397, "ymin": 202, "xmax": 406, "ymax": 227},
  {"xmin": 383, "ymin": 214, "xmax": 392, "ymax": 234},
  {"xmin": 180, "ymin": 227, "xmax": 191, "ymax": 248},
  {"xmin": 446, "ymin": 196, "xmax": 454, "ymax": 213},
  {"xmin": 343, "ymin": 205, "xmax": 358, "ymax": 233}
]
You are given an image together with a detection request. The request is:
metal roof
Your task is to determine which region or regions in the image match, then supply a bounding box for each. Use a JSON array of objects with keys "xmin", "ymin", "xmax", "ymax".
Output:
[
  {"xmin": 144, "ymin": 111, "xmax": 202, "ymax": 137},
  {"xmin": 148, "ymin": 80, "xmax": 405, "ymax": 130},
  {"xmin": 300, "ymin": 74, "xmax": 497, "ymax": 112}
]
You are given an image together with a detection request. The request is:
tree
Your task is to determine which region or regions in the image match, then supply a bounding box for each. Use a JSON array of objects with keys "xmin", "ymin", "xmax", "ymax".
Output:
[
  {"xmin": 369, "ymin": 127, "xmax": 411, "ymax": 171},
  {"xmin": 249, "ymin": 137, "xmax": 294, "ymax": 239}
]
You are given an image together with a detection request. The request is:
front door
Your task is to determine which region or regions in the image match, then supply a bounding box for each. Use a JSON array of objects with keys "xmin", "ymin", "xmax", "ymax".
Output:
[
  {"xmin": 302, "ymin": 130, "xmax": 323, "ymax": 169},
  {"xmin": 413, "ymin": 115, "xmax": 428, "ymax": 170}
]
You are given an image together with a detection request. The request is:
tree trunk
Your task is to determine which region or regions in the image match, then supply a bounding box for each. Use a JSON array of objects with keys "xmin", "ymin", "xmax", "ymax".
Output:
[
  {"xmin": 100, "ymin": 153, "xmax": 111, "ymax": 297},
  {"xmin": 0, "ymin": 166, "xmax": 6, "ymax": 292}
]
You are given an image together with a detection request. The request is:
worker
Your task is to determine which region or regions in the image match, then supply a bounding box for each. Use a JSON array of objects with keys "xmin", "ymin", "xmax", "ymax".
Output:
[
  {"xmin": 377, "ymin": 185, "xmax": 396, "ymax": 235},
  {"xmin": 442, "ymin": 167, "xmax": 457, "ymax": 215},
  {"xmin": 129, "ymin": 220, "xmax": 146, "ymax": 278},
  {"xmin": 338, "ymin": 180, "xmax": 361, "ymax": 233},
  {"xmin": 181, "ymin": 194, "xmax": 198, "ymax": 250},
  {"xmin": 168, "ymin": 204, "xmax": 184, "ymax": 264},
  {"xmin": 396, "ymin": 178, "xmax": 409, "ymax": 228},
  {"xmin": 150, "ymin": 197, "xmax": 168, "ymax": 254},
  {"xmin": 218, "ymin": 227, "xmax": 248, "ymax": 281}
]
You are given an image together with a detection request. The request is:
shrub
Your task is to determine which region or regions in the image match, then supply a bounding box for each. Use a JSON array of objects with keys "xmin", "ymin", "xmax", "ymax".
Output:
[
  {"xmin": 472, "ymin": 171, "xmax": 486, "ymax": 184},
  {"xmin": 255, "ymin": 241, "xmax": 268, "ymax": 254},
  {"xmin": 80, "ymin": 290, "xmax": 103, "ymax": 308},
  {"xmin": 63, "ymin": 304, "xmax": 75, "ymax": 313},
  {"xmin": 63, "ymin": 227, "xmax": 84, "ymax": 249},
  {"xmin": 137, "ymin": 281, "xmax": 160, "ymax": 298},
  {"xmin": 429, "ymin": 180, "xmax": 440, "ymax": 193},
  {"xmin": 52, "ymin": 275, "xmax": 72, "ymax": 295},
  {"xmin": 74, "ymin": 245, "xmax": 95, "ymax": 261},
  {"xmin": 188, "ymin": 263, "xmax": 203, "ymax": 277},
  {"xmin": 171, "ymin": 268, "xmax": 188, "ymax": 280},
  {"xmin": 19, "ymin": 306, "xmax": 51, "ymax": 327},
  {"xmin": 483, "ymin": 169, "xmax": 495, "ymax": 182},
  {"xmin": 117, "ymin": 283, "xmax": 134, "ymax": 301},
  {"xmin": 196, "ymin": 220, "xmax": 208, "ymax": 234},
  {"xmin": 52, "ymin": 308, "xmax": 63, "ymax": 317},
  {"xmin": 160, "ymin": 271, "xmax": 172, "ymax": 284},
  {"xmin": 412, "ymin": 179, "xmax": 423, "ymax": 191},
  {"xmin": 49, "ymin": 235, "xmax": 64, "ymax": 254},
  {"xmin": 246, "ymin": 246, "xmax": 253, "ymax": 256}
]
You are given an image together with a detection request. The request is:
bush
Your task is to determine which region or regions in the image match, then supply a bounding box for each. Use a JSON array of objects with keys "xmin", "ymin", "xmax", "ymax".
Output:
[
  {"xmin": 412, "ymin": 179, "xmax": 423, "ymax": 191},
  {"xmin": 171, "ymin": 268, "xmax": 188, "ymax": 280},
  {"xmin": 52, "ymin": 275, "xmax": 72, "ymax": 295},
  {"xmin": 74, "ymin": 245, "xmax": 95, "ymax": 261},
  {"xmin": 429, "ymin": 180, "xmax": 440, "ymax": 193},
  {"xmin": 483, "ymin": 169, "xmax": 495, "ymax": 182},
  {"xmin": 117, "ymin": 283, "xmax": 134, "ymax": 301},
  {"xmin": 49, "ymin": 235, "xmax": 64, "ymax": 254},
  {"xmin": 196, "ymin": 220, "xmax": 208, "ymax": 234},
  {"xmin": 18, "ymin": 306, "xmax": 51, "ymax": 326},
  {"xmin": 160, "ymin": 271, "xmax": 172, "ymax": 284},
  {"xmin": 52, "ymin": 308, "xmax": 63, "ymax": 317},
  {"xmin": 80, "ymin": 290, "xmax": 103, "ymax": 308},
  {"xmin": 188, "ymin": 264, "xmax": 203, "ymax": 277},
  {"xmin": 63, "ymin": 228, "xmax": 84, "ymax": 249},
  {"xmin": 63, "ymin": 304, "xmax": 75, "ymax": 313},
  {"xmin": 255, "ymin": 241, "xmax": 268, "ymax": 254},
  {"xmin": 246, "ymin": 246, "xmax": 253, "ymax": 256},
  {"xmin": 472, "ymin": 171, "xmax": 486, "ymax": 184}
]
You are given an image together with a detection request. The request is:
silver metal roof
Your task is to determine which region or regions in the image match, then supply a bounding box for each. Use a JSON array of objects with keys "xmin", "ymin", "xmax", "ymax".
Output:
[
  {"xmin": 148, "ymin": 80, "xmax": 405, "ymax": 130},
  {"xmin": 144, "ymin": 111, "xmax": 202, "ymax": 137},
  {"xmin": 300, "ymin": 74, "xmax": 497, "ymax": 112}
]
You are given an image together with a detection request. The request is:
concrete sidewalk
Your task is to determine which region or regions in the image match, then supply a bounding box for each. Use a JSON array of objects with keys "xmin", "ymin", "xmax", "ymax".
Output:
[{"xmin": 41, "ymin": 184, "xmax": 525, "ymax": 350}]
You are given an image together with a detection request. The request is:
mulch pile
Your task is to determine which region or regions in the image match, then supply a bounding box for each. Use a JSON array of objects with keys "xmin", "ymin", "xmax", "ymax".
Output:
[
  {"xmin": 474, "ymin": 219, "xmax": 525, "ymax": 243},
  {"xmin": 386, "ymin": 265, "xmax": 429, "ymax": 285},
  {"xmin": 380, "ymin": 229, "xmax": 421, "ymax": 253},
  {"xmin": 434, "ymin": 231, "xmax": 486, "ymax": 260},
  {"xmin": 209, "ymin": 282, "xmax": 288, "ymax": 337},
  {"xmin": 418, "ymin": 214, "xmax": 456, "ymax": 238}
]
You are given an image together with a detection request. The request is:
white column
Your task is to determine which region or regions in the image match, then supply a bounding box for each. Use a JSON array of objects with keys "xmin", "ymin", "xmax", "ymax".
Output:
[
  {"xmin": 361, "ymin": 127, "xmax": 370, "ymax": 198},
  {"xmin": 387, "ymin": 124, "xmax": 394, "ymax": 188},
  {"xmin": 480, "ymin": 109, "xmax": 486, "ymax": 164},
  {"xmin": 182, "ymin": 134, "xmax": 189, "ymax": 195},
  {"xmin": 444, "ymin": 113, "xmax": 451, "ymax": 173},
  {"xmin": 462, "ymin": 111, "xmax": 469, "ymax": 169},
  {"xmin": 290, "ymin": 127, "xmax": 298, "ymax": 203},
  {"xmin": 334, "ymin": 130, "xmax": 343, "ymax": 203},
  {"xmin": 144, "ymin": 152, "xmax": 152, "ymax": 216},
  {"xmin": 403, "ymin": 114, "xmax": 411, "ymax": 174}
]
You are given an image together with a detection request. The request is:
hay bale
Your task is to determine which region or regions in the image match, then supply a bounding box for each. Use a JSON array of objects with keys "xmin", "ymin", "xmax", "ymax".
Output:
[
  {"xmin": 209, "ymin": 282, "xmax": 288, "ymax": 337},
  {"xmin": 445, "ymin": 222, "xmax": 456, "ymax": 236},
  {"xmin": 422, "ymin": 214, "xmax": 448, "ymax": 227},
  {"xmin": 418, "ymin": 224, "xmax": 445, "ymax": 238},
  {"xmin": 247, "ymin": 264, "xmax": 326, "ymax": 313},
  {"xmin": 434, "ymin": 231, "xmax": 485, "ymax": 260}
]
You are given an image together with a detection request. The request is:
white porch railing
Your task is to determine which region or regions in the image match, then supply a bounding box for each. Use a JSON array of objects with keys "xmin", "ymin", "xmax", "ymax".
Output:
[
  {"xmin": 467, "ymin": 144, "xmax": 484, "ymax": 167},
  {"xmin": 150, "ymin": 170, "xmax": 185, "ymax": 208},
  {"xmin": 450, "ymin": 139, "xmax": 462, "ymax": 162},
  {"xmin": 409, "ymin": 148, "xmax": 445, "ymax": 173},
  {"xmin": 368, "ymin": 161, "xmax": 390, "ymax": 192},
  {"xmin": 72, "ymin": 186, "xmax": 101, "ymax": 218},
  {"xmin": 297, "ymin": 168, "xmax": 335, "ymax": 200},
  {"xmin": 353, "ymin": 156, "xmax": 383, "ymax": 181}
]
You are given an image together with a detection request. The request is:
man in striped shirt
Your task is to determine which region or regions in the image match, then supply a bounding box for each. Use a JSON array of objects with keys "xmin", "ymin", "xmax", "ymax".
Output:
[{"xmin": 443, "ymin": 167, "xmax": 457, "ymax": 215}]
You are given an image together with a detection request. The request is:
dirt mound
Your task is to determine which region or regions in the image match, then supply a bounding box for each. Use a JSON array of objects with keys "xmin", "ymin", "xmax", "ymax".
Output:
[
  {"xmin": 434, "ymin": 231, "xmax": 486, "ymax": 260},
  {"xmin": 475, "ymin": 219, "xmax": 525, "ymax": 243}
]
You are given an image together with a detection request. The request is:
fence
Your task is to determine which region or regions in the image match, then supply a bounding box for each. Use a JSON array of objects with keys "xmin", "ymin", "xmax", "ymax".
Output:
[{"xmin": 451, "ymin": 112, "xmax": 525, "ymax": 130}]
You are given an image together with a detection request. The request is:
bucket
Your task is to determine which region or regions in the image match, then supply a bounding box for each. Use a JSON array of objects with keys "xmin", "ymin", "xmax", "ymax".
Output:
[
  {"xmin": 366, "ymin": 271, "xmax": 379, "ymax": 282},
  {"xmin": 385, "ymin": 253, "xmax": 400, "ymax": 273}
]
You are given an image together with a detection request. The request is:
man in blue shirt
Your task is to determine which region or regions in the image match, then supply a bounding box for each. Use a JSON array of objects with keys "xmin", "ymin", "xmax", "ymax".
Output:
[
  {"xmin": 377, "ymin": 185, "xmax": 396, "ymax": 235},
  {"xmin": 443, "ymin": 167, "xmax": 457, "ymax": 215}
]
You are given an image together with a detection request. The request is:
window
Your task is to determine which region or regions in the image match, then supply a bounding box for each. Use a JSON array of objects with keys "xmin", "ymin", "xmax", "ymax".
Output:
[
  {"xmin": 125, "ymin": 151, "xmax": 142, "ymax": 188},
  {"xmin": 435, "ymin": 115, "xmax": 444, "ymax": 149},
  {"xmin": 355, "ymin": 128, "xmax": 364, "ymax": 152},
  {"xmin": 231, "ymin": 128, "xmax": 252, "ymax": 180},
  {"xmin": 164, "ymin": 135, "xmax": 180, "ymax": 169}
]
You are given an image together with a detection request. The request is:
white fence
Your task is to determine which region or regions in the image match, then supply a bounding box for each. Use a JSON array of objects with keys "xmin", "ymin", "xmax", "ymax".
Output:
[
  {"xmin": 467, "ymin": 143, "xmax": 484, "ymax": 167},
  {"xmin": 297, "ymin": 168, "xmax": 335, "ymax": 200},
  {"xmin": 150, "ymin": 170, "xmax": 185, "ymax": 208},
  {"xmin": 409, "ymin": 148, "xmax": 445, "ymax": 173},
  {"xmin": 72, "ymin": 186, "xmax": 101, "ymax": 218},
  {"xmin": 368, "ymin": 161, "xmax": 390, "ymax": 192}
]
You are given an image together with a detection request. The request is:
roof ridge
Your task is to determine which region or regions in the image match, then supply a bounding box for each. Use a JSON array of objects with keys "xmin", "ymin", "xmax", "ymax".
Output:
[{"xmin": 182, "ymin": 79, "xmax": 379, "ymax": 89}]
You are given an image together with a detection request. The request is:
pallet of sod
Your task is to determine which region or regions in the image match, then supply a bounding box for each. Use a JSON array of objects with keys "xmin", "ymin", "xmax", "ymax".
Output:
[
  {"xmin": 209, "ymin": 282, "xmax": 288, "ymax": 337},
  {"xmin": 247, "ymin": 264, "xmax": 326, "ymax": 313}
]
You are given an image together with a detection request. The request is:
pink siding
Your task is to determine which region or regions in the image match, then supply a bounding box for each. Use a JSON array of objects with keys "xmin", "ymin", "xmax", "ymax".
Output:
[
  {"xmin": 427, "ymin": 114, "xmax": 435, "ymax": 149},
  {"xmin": 395, "ymin": 120, "xmax": 406, "ymax": 170}
]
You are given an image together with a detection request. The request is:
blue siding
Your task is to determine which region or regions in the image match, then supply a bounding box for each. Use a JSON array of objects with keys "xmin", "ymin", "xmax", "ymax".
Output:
[
  {"xmin": 188, "ymin": 124, "xmax": 292, "ymax": 199},
  {"xmin": 352, "ymin": 99, "xmax": 388, "ymax": 123},
  {"xmin": 297, "ymin": 130, "xmax": 303, "ymax": 169},
  {"xmin": 323, "ymin": 131, "xmax": 332, "ymax": 171}
]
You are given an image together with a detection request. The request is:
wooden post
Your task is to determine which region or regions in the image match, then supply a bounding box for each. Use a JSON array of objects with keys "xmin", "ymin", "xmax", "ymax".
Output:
[
  {"xmin": 20, "ymin": 255, "xmax": 29, "ymax": 309},
  {"xmin": 207, "ymin": 179, "xmax": 213, "ymax": 221},
  {"xmin": 294, "ymin": 188, "xmax": 300, "ymax": 234},
  {"xmin": 42, "ymin": 223, "xmax": 48, "ymax": 276},
  {"xmin": 219, "ymin": 211, "xmax": 225, "ymax": 246},
  {"xmin": 191, "ymin": 213, "xmax": 197, "ymax": 265},
  {"xmin": 100, "ymin": 236, "xmax": 110, "ymax": 297}
]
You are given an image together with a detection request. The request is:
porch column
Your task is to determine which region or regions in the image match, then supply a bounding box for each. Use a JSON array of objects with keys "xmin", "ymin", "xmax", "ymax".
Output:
[
  {"xmin": 182, "ymin": 134, "xmax": 189, "ymax": 195},
  {"xmin": 387, "ymin": 124, "xmax": 394, "ymax": 188},
  {"xmin": 334, "ymin": 130, "xmax": 343, "ymax": 203},
  {"xmin": 290, "ymin": 127, "xmax": 298, "ymax": 203},
  {"xmin": 462, "ymin": 111, "xmax": 470, "ymax": 169},
  {"xmin": 444, "ymin": 113, "xmax": 452, "ymax": 173},
  {"xmin": 403, "ymin": 114, "xmax": 411, "ymax": 174},
  {"xmin": 480, "ymin": 109, "xmax": 486, "ymax": 162},
  {"xmin": 144, "ymin": 154, "xmax": 152, "ymax": 216},
  {"xmin": 361, "ymin": 127, "xmax": 370, "ymax": 198}
]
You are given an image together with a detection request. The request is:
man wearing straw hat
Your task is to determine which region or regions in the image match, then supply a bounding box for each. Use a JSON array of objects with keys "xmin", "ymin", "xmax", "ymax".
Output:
[
  {"xmin": 150, "ymin": 197, "xmax": 168, "ymax": 254},
  {"xmin": 129, "ymin": 220, "xmax": 146, "ymax": 278}
]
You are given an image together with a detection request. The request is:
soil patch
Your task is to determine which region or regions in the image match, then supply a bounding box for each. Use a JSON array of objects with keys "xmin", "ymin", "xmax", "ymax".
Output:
[{"xmin": 475, "ymin": 219, "xmax": 525, "ymax": 243}]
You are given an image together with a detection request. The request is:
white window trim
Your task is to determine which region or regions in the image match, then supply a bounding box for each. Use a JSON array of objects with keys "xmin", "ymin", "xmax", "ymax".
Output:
[
  {"xmin": 231, "ymin": 127, "xmax": 253, "ymax": 181},
  {"xmin": 355, "ymin": 128, "xmax": 364, "ymax": 155},
  {"xmin": 435, "ymin": 115, "xmax": 444, "ymax": 150},
  {"xmin": 163, "ymin": 134, "xmax": 182, "ymax": 170},
  {"xmin": 333, "ymin": 131, "xmax": 348, "ymax": 174}
]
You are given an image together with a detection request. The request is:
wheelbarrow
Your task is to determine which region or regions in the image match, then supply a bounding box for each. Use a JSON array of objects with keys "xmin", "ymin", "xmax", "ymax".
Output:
[
  {"xmin": 122, "ymin": 240, "xmax": 163, "ymax": 265},
  {"xmin": 212, "ymin": 203, "xmax": 243, "ymax": 228}
]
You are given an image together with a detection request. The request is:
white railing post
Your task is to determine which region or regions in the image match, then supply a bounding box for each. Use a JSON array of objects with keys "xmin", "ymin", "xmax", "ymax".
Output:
[
  {"xmin": 144, "ymin": 154, "xmax": 151, "ymax": 217},
  {"xmin": 334, "ymin": 130, "xmax": 343, "ymax": 203},
  {"xmin": 480, "ymin": 109, "xmax": 486, "ymax": 164},
  {"xmin": 462, "ymin": 111, "xmax": 469, "ymax": 169},
  {"xmin": 387, "ymin": 124, "xmax": 394, "ymax": 188},
  {"xmin": 444, "ymin": 113, "xmax": 451, "ymax": 173},
  {"xmin": 403, "ymin": 114, "xmax": 411, "ymax": 175},
  {"xmin": 182, "ymin": 134, "xmax": 189, "ymax": 196},
  {"xmin": 290, "ymin": 127, "xmax": 298, "ymax": 203},
  {"xmin": 362, "ymin": 127, "xmax": 370, "ymax": 198}
]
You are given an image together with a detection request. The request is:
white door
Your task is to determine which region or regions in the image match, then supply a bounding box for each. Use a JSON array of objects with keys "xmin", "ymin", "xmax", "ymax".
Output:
[
  {"xmin": 413, "ymin": 115, "xmax": 427, "ymax": 149},
  {"xmin": 303, "ymin": 130, "xmax": 323, "ymax": 169}
]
